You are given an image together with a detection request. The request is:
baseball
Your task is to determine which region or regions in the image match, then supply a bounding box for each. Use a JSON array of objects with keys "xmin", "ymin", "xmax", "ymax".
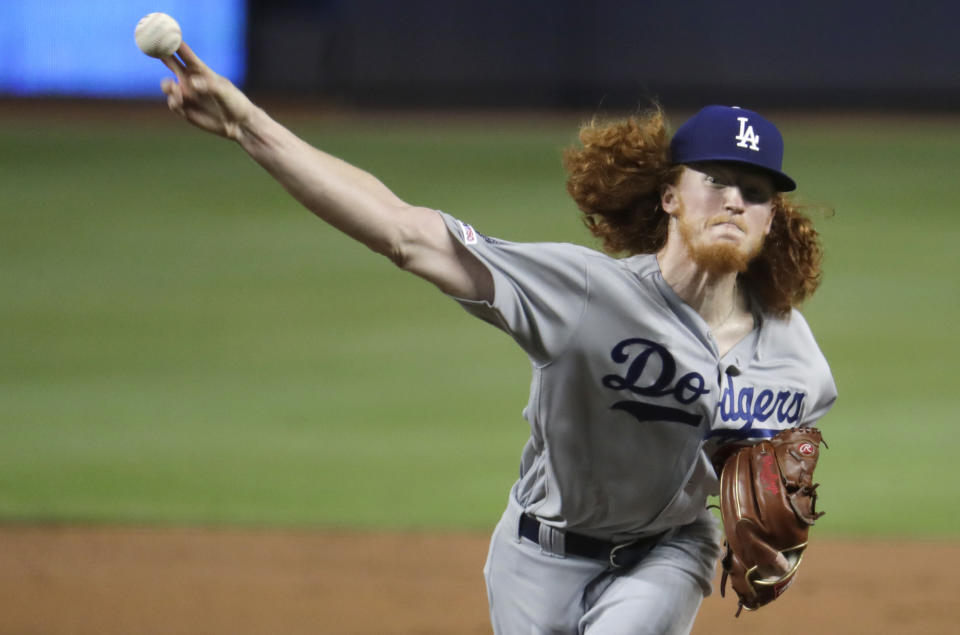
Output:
[{"xmin": 134, "ymin": 12, "xmax": 182, "ymax": 58}]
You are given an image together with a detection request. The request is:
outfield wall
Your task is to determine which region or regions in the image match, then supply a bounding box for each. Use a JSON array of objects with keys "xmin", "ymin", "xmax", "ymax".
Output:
[{"xmin": 246, "ymin": 0, "xmax": 960, "ymax": 110}]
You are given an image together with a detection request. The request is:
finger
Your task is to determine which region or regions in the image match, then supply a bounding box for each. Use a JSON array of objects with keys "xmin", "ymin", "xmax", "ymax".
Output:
[
  {"xmin": 176, "ymin": 42, "xmax": 209, "ymax": 73},
  {"xmin": 190, "ymin": 75, "xmax": 211, "ymax": 94},
  {"xmin": 774, "ymin": 552, "xmax": 790, "ymax": 574},
  {"xmin": 161, "ymin": 55, "xmax": 188, "ymax": 83},
  {"xmin": 167, "ymin": 92, "xmax": 185, "ymax": 117},
  {"xmin": 162, "ymin": 80, "xmax": 183, "ymax": 109}
]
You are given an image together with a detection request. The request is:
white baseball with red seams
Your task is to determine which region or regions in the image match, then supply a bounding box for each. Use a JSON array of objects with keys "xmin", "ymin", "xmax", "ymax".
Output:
[{"xmin": 134, "ymin": 13, "xmax": 182, "ymax": 58}]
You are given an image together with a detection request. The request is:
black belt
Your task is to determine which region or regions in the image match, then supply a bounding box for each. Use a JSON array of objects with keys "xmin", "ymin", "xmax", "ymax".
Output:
[{"xmin": 519, "ymin": 514, "xmax": 665, "ymax": 570}]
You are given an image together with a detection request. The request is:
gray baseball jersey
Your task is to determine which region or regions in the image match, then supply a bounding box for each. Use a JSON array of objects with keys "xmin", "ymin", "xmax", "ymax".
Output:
[{"xmin": 440, "ymin": 212, "xmax": 837, "ymax": 543}]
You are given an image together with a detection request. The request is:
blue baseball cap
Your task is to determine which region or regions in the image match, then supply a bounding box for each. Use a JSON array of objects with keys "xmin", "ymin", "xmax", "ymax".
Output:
[{"xmin": 670, "ymin": 105, "xmax": 796, "ymax": 192}]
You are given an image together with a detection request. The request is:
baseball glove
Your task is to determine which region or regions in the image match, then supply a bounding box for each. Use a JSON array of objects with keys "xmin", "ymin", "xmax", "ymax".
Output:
[{"xmin": 718, "ymin": 427, "xmax": 825, "ymax": 616}]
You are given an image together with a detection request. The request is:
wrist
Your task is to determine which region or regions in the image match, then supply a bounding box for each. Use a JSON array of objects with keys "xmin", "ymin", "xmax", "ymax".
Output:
[{"xmin": 235, "ymin": 104, "xmax": 268, "ymax": 146}]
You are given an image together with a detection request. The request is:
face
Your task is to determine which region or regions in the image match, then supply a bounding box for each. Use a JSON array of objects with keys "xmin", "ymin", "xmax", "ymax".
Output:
[{"xmin": 661, "ymin": 163, "xmax": 776, "ymax": 274}]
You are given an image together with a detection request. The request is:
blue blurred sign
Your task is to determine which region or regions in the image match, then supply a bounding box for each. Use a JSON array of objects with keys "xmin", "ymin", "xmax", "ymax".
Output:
[{"xmin": 0, "ymin": 0, "xmax": 246, "ymax": 97}]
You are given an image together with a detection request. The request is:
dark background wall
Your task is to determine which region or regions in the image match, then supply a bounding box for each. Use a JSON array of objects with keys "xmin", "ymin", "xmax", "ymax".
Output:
[{"xmin": 245, "ymin": 0, "xmax": 960, "ymax": 111}]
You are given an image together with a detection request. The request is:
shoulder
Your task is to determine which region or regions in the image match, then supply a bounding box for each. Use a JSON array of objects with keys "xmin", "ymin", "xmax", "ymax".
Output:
[
  {"xmin": 619, "ymin": 253, "xmax": 661, "ymax": 276},
  {"xmin": 440, "ymin": 210, "xmax": 620, "ymax": 269},
  {"xmin": 763, "ymin": 309, "xmax": 814, "ymax": 339},
  {"xmin": 760, "ymin": 309, "xmax": 828, "ymax": 364},
  {"xmin": 759, "ymin": 308, "xmax": 837, "ymax": 402}
]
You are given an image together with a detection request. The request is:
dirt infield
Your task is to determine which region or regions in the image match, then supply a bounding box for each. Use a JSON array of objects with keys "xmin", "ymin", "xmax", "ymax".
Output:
[{"xmin": 1, "ymin": 527, "xmax": 957, "ymax": 634}]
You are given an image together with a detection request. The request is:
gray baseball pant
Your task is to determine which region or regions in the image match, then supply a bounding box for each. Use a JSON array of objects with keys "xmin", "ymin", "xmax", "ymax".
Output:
[{"xmin": 483, "ymin": 494, "xmax": 722, "ymax": 634}]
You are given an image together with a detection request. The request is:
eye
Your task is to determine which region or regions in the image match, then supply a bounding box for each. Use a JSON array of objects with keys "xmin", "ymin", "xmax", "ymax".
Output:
[
  {"xmin": 704, "ymin": 174, "xmax": 723, "ymax": 187},
  {"xmin": 742, "ymin": 186, "xmax": 773, "ymax": 204}
]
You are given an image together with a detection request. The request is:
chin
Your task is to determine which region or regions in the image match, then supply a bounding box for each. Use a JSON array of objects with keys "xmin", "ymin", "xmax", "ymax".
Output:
[
  {"xmin": 690, "ymin": 241, "xmax": 758, "ymax": 274},
  {"xmin": 676, "ymin": 211, "xmax": 764, "ymax": 275}
]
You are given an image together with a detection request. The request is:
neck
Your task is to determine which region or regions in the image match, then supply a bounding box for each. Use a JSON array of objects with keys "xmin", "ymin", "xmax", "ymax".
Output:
[{"xmin": 657, "ymin": 239, "xmax": 743, "ymax": 329}]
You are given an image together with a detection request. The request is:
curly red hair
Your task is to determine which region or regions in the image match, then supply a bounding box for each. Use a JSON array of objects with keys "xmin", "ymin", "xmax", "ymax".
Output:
[{"xmin": 562, "ymin": 108, "xmax": 824, "ymax": 318}]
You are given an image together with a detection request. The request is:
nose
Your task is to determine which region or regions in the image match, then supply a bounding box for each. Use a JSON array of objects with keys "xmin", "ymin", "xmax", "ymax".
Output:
[{"xmin": 722, "ymin": 185, "xmax": 745, "ymax": 213}]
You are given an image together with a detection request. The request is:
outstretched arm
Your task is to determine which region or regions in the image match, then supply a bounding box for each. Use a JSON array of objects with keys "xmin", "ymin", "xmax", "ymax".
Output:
[{"xmin": 159, "ymin": 43, "xmax": 493, "ymax": 301}]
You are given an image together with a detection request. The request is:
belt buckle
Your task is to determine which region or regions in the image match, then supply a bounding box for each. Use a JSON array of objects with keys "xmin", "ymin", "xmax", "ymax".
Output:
[{"xmin": 608, "ymin": 540, "xmax": 639, "ymax": 569}]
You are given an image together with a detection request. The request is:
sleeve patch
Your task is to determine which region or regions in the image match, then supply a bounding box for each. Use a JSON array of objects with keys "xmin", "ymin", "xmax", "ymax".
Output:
[{"xmin": 457, "ymin": 220, "xmax": 479, "ymax": 245}]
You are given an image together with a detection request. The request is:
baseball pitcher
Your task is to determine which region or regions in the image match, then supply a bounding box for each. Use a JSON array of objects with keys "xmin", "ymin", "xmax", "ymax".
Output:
[{"xmin": 155, "ymin": 43, "xmax": 836, "ymax": 634}]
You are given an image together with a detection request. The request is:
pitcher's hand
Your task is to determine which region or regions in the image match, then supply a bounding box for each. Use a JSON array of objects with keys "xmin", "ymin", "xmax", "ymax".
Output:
[{"xmin": 160, "ymin": 42, "xmax": 254, "ymax": 141}]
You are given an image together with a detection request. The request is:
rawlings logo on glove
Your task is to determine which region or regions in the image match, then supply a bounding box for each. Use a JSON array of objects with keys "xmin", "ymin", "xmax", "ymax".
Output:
[{"xmin": 718, "ymin": 427, "xmax": 826, "ymax": 616}]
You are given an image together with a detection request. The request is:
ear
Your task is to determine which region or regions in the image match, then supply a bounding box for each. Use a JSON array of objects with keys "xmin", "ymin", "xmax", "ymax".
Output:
[
  {"xmin": 661, "ymin": 184, "xmax": 680, "ymax": 216},
  {"xmin": 762, "ymin": 201, "xmax": 776, "ymax": 236}
]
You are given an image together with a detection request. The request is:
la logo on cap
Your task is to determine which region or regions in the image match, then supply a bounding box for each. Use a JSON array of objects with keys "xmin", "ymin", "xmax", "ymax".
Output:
[{"xmin": 735, "ymin": 116, "xmax": 760, "ymax": 151}]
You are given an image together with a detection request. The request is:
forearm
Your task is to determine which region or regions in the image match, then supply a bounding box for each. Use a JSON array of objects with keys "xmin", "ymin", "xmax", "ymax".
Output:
[{"xmin": 236, "ymin": 106, "xmax": 411, "ymax": 259}]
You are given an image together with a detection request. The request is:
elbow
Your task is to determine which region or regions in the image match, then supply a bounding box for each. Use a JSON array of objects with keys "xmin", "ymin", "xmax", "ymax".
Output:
[
  {"xmin": 384, "ymin": 239, "xmax": 412, "ymax": 270},
  {"xmin": 375, "ymin": 213, "xmax": 422, "ymax": 271},
  {"xmin": 378, "ymin": 206, "xmax": 439, "ymax": 272},
  {"xmin": 358, "ymin": 231, "xmax": 408, "ymax": 269}
]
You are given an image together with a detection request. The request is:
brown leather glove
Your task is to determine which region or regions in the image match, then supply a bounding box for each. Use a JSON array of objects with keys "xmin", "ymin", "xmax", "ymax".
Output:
[{"xmin": 718, "ymin": 427, "xmax": 825, "ymax": 616}]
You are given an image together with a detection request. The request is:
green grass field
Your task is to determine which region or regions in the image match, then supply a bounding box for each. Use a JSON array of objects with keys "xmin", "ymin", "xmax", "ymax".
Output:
[{"xmin": 2, "ymin": 105, "xmax": 957, "ymax": 536}]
